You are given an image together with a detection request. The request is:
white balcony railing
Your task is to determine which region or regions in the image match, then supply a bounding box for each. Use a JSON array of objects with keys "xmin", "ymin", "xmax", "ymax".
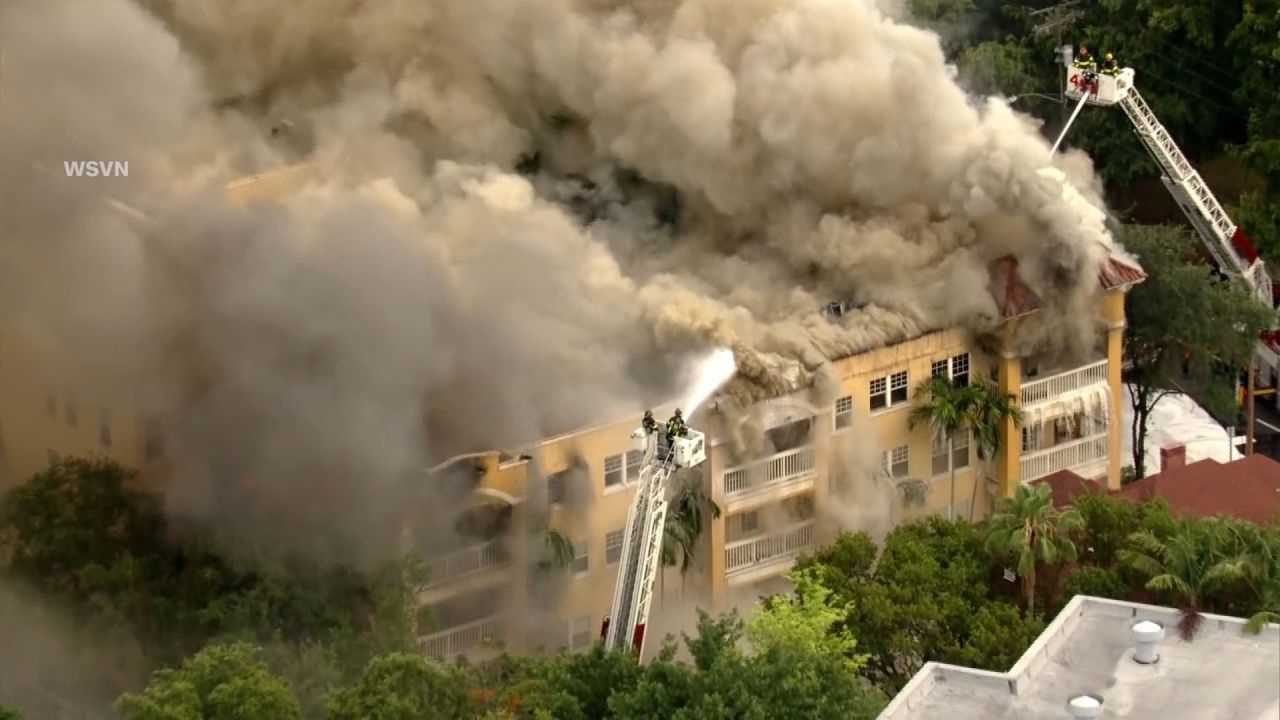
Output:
[
  {"xmin": 1021, "ymin": 359, "xmax": 1108, "ymax": 407},
  {"xmin": 1020, "ymin": 433, "xmax": 1109, "ymax": 483},
  {"xmin": 421, "ymin": 614, "xmax": 506, "ymax": 660},
  {"xmin": 425, "ymin": 540, "xmax": 510, "ymax": 589},
  {"xmin": 723, "ymin": 447, "xmax": 817, "ymax": 500},
  {"xmin": 725, "ymin": 520, "xmax": 816, "ymax": 576}
]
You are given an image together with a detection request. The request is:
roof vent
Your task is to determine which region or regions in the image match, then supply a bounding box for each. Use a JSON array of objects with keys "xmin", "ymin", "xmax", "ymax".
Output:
[
  {"xmin": 1132, "ymin": 619, "xmax": 1165, "ymax": 664},
  {"xmin": 1067, "ymin": 694, "xmax": 1103, "ymax": 719}
]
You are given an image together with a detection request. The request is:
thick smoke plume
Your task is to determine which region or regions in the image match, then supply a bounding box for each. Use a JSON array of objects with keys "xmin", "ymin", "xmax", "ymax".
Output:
[{"xmin": 1, "ymin": 0, "xmax": 1118, "ymax": 564}]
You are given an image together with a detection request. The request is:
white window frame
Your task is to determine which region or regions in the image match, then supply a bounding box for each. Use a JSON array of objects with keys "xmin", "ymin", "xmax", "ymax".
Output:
[
  {"xmin": 931, "ymin": 430, "xmax": 971, "ymax": 476},
  {"xmin": 569, "ymin": 615, "xmax": 593, "ymax": 650},
  {"xmin": 604, "ymin": 454, "xmax": 624, "ymax": 489},
  {"xmin": 605, "ymin": 529, "xmax": 624, "ymax": 565},
  {"xmin": 834, "ymin": 395, "xmax": 853, "ymax": 430},
  {"xmin": 931, "ymin": 353, "xmax": 971, "ymax": 386},
  {"xmin": 572, "ymin": 539, "xmax": 589, "ymax": 576},
  {"xmin": 882, "ymin": 445, "xmax": 909, "ymax": 478},
  {"xmin": 869, "ymin": 370, "xmax": 909, "ymax": 412},
  {"xmin": 625, "ymin": 449, "xmax": 643, "ymax": 482}
]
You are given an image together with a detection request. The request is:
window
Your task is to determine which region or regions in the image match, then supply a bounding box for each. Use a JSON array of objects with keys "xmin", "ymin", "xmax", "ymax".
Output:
[
  {"xmin": 606, "ymin": 529, "xmax": 624, "ymax": 565},
  {"xmin": 932, "ymin": 431, "xmax": 971, "ymax": 475},
  {"xmin": 605, "ymin": 450, "xmax": 646, "ymax": 489},
  {"xmin": 932, "ymin": 353, "xmax": 970, "ymax": 387},
  {"xmin": 64, "ymin": 395, "xmax": 77, "ymax": 427},
  {"xmin": 548, "ymin": 471, "xmax": 568, "ymax": 504},
  {"xmin": 625, "ymin": 449, "xmax": 643, "ymax": 481},
  {"xmin": 728, "ymin": 510, "xmax": 760, "ymax": 541},
  {"xmin": 881, "ymin": 445, "xmax": 909, "ymax": 478},
  {"xmin": 570, "ymin": 615, "xmax": 593, "ymax": 650},
  {"xmin": 604, "ymin": 454, "xmax": 623, "ymax": 489},
  {"xmin": 1022, "ymin": 424, "xmax": 1043, "ymax": 453},
  {"xmin": 869, "ymin": 371, "xmax": 909, "ymax": 411},
  {"xmin": 834, "ymin": 395, "xmax": 853, "ymax": 430},
  {"xmin": 99, "ymin": 409, "xmax": 112, "ymax": 449},
  {"xmin": 572, "ymin": 539, "xmax": 589, "ymax": 575}
]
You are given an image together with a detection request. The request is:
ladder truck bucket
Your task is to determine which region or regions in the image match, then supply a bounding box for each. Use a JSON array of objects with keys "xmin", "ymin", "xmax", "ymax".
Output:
[
  {"xmin": 1064, "ymin": 66, "xmax": 1134, "ymax": 106},
  {"xmin": 672, "ymin": 430, "xmax": 707, "ymax": 468}
]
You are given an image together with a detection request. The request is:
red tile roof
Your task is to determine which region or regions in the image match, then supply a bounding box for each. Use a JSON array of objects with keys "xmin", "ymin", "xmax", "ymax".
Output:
[
  {"xmin": 1031, "ymin": 469, "xmax": 1105, "ymax": 508},
  {"xmin": 1098, "ymin": 256, "xmax": 1147, "ymax": 290},
  {"xmin": 987, "ymin": 254, "xmax": 1146, "ymax": 320},
  {"xmin": 1115, "ymin": 454, "xmax": 1280, "ymax": 525},
  {"xmin": 988, "ymin": 256, "xmax": 1044, "ymax": 319}
]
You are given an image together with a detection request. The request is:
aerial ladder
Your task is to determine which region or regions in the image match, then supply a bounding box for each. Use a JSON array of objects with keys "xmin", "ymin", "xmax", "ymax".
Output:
[
  {"xmin": 1055, "ymin": 62, "xmax": 1280, "ymax": 394},
  {"xmin": 599, "ymin": 420, "xmax": 707, "ymax": 659}
]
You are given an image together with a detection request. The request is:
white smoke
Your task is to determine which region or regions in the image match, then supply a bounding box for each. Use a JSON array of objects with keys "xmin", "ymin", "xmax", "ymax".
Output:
[{"xmin": 0, "ymin": 0, "xmax": 1120, "ymax": 563}]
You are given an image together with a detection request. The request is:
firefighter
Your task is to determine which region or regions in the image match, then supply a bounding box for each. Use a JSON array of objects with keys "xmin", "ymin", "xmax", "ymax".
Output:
[
  {"xmin": 642, "ymin": 410, "xmax": 659, "ymax": 435},
  {"xmin": 1073, "ymin": 45, "xmax": 1094, "ymax": 70},
  {"xmin": 666, "ymin": 408, "xmax": 688, "ymax": 443},
  {"xmin": 1101, "ymin": 52, "xmax": 1120, "ymax": 76}
]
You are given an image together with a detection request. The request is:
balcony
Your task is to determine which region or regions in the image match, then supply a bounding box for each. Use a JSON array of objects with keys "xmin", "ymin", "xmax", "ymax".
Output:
[
  {"xmin": 421, "ymin": 614, "xmax": 506, "ymax": 660},
  {"xmin": 725, "ymin": 520, "xmax": 816, "ymax": 580},
  {"xmin": 1020, "ymin": 433, "xmax": 1109, "ymax": 483},
  {"xmin": 1021, "ymin": 359, "xmax": 1108, "ymax": 408},
  {"xmin": 722, "ymin": 447, "xmax": 816, "ymax": 503},
  {"xmin": 424, "ymin": 539, "xmax": 510, "ymax": 589}
]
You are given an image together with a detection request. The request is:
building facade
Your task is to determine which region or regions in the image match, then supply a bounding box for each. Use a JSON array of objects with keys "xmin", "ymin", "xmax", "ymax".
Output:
[{"xmin": 0, "ymin": 167, "xmax": 1145, "ymax": 660}]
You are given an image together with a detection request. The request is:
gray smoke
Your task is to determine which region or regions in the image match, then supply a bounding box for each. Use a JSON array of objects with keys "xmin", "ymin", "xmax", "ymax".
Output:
[{"xmin": 1, "ymin": 0, "xmax": 1120, "ymax": 563}]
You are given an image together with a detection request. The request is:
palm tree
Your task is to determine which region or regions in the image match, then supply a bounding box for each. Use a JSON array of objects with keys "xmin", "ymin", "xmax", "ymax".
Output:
[
  {"xmin": 909, "ymin": 375, "xmax": 970, "ymax": 522},
  {"xmin": 965, "ymin": 380, "xmax": 1023, "ymax": 521},
  {"xmin": 1120, "ymin": 519, "xmax": 1249, "ymax": 640},
  {"xmin": 537, "ymin": 527, "xmax": 576, "ymax": 571},
  {"xmin": 983, "ymin": 483, "xmax": 1083, "ymax": 614},
  {"xmin": 910, "ymin": 376, "xmax": 1021, "ymax": 522},
  {"xmin": 661, "ymin": 476, "xmax": 721, "ymax": 601}
]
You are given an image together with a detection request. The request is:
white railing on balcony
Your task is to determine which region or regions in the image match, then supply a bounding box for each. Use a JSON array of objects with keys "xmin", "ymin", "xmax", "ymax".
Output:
[
  {"xmin": 1020, "ymin": 433, "xmax": 1109, "ymax": 483},
  {"xmin": 725, "ymin": 520, "xmax": 816, "ymax": 576},
  {"xmin": 1021, "ymin": 359, "xmax": 1108, "ymax": 407},
  {"xmin": 425, "ymin": 539, "xmax": 510, "ymax": 588},
  {"xmin": 421, "ymin": 614, "xmax": 506, "ymax": 660},
  {"xmin": 723, "ymin": 447, "xmax": 816, "ymax": 500}
]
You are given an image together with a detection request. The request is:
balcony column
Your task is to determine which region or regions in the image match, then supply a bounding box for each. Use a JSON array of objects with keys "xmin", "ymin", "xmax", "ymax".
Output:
[
  {"xmin": 812, "ymin": 413, "xmax": 833, "ymax": 547},
  {"xmin": 995, "ymin": 327, "xmax": 1023, "ymax": 499},
  {"xmin": 1102, "ymin": 289, "xmax": 1127, "ymax": 490}
]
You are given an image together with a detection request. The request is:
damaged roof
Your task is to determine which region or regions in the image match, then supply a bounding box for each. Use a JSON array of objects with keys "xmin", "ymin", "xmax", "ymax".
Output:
[{"xmin": 986, "ymin": 253, "xmax": 1147, "ymax": 320}]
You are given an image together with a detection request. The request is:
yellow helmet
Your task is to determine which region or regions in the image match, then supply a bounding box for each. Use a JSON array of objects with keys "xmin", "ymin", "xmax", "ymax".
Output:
[{"xmin": 1105, "ymin": 53, "xmax": 1114, "ymax": 61}]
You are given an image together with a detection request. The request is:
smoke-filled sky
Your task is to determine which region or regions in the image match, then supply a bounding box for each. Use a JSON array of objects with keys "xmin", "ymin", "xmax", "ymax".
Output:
[{"xmin": 0, "ymin": 0, "xmax": 1119, "ymax": 563}]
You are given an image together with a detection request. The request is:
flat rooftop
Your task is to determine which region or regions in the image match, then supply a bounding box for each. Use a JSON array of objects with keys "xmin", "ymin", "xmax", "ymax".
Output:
[{"xmin": 879, "ymin": 595, "xmax": 1280, "ymax": 720}]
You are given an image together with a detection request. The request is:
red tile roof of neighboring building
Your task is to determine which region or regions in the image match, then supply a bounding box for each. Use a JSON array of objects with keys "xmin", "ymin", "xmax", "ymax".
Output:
[
  {"xmin": 1115, "ymin": 453, "xmax": 1280, "ymax": 525},
  {"xmin": 1032, "ymin": 469, "xmax": 1104, "ymax": 508}
]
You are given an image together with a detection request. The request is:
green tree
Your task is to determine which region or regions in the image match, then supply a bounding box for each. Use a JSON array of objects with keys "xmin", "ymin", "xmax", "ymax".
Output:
[
  {"xmin": 910, "ymin": 376, "xmax": 1021, "ymax": 521},
  {"xmin": 115, "ymin": 642, "xmax": 300, "ymax": 720},
  {"xmin": 327, "ymin": 653, "xmax": 474, "ymax": 720},
  {"xmin": 1061, "ymin": 566, "xmax": 1129, "ymax": 602},
  {"xmin": 536, "ymin": 528, "xmax": 576, "ymax": 571},
  {"xmin": 937, "ymin": 602, "xmax": 1045, "ymax": 671},
  {"xmin": 661, "ymin": 475, "xmax": 721, "ymax": 599},
  {"xmin": 1121, "ymin": 224, "xmax": 1273, "ymax": 478},
  {"xmin": 1120, "ymin": 519, "xmax": 1249, "ymax": 639},
  {"xmin": 0, "ymin": 706, "xmax": 22, "ymax": 720},
  {"xmin": 983, "ymin": 483, "xmax": 1083, "ymax": 614}
]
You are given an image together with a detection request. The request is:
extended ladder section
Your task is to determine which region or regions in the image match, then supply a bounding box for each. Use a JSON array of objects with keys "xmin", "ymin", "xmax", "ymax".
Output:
[
  {"xmin": 1060, "ymin": 65, "xmax": 1280, "ymax": 382},
  {"xmin": 1116, "ymin": 86, "xmax": 1272, "ymax": 307},
  {"xmin": 602, "ymin": 425, "xmax": 707, "ymax": 659}
]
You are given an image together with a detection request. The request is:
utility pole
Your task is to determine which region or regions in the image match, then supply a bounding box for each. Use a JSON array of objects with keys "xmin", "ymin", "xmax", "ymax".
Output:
[
  {"xmin": 1028, "ymin": 1, "xmax": 1085, "ymax": 120},
  {"xmin": 1247, "ymin": 359, "xmax": 1256, "ymax": 456}
]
